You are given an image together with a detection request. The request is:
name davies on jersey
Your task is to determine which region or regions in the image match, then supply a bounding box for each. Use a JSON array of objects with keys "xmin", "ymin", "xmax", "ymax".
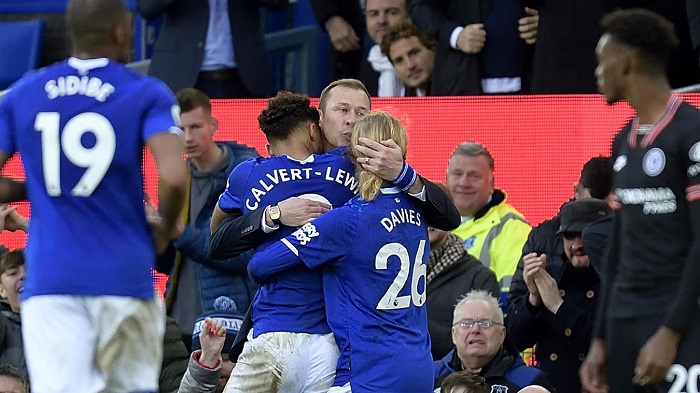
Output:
[
  {"xmin": 245, "ymin": 166, "xmax": 358, "ymax": 210},
  {"xmin": 45, "ymin": 75, "xmax": 115, "ymax": 102},
  {"xmin": 615, "ymin": 186, "xmax": 676, "ymax": 214},
  {"xmin": 380, "ymin": 208, "xmax": 422, "ymax": 232}
]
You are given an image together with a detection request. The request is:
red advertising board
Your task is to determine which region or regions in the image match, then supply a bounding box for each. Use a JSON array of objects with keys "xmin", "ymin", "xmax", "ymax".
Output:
[{"xmin": 2, "ymin": 94, "xmax": 698, "ymax": 289}]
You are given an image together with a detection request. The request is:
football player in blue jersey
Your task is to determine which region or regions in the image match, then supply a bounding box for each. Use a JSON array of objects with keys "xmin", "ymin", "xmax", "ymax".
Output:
[
  {"xmin": 0, "ymin": 0, "xmax": 187, "ymax": 391},
  {"xmin": 217, "ymin": 91, "xmax": 355, "ymax": 392},
  {"xmin": 247, "ymin": 111, "xmax": 433, "ymax": 393}
]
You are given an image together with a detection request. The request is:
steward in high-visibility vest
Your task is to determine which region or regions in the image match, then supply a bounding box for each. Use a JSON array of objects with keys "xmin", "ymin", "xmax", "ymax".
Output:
[
  {"xmin": 446, "ymin": 142, "xmax": 531, "ymax": 303},
  {"xmin": 452, "ymin": 189, "xmax": 531, "ymax": 293}
]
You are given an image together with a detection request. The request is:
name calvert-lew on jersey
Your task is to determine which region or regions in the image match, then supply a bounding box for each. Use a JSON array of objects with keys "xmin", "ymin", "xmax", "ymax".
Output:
[
  {"xmin": 0, "ymin": 57, "xmax": 181, "ymax": 300},
  {"xmin": 217, "ymin": 148, "xmax": 357, "ymax": 336},
  {"xmin": 251, "ymin": 189, "xmax": 433, "ymax": 392}
]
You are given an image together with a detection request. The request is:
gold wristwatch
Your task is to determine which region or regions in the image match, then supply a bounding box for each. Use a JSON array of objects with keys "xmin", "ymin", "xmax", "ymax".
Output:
[{"xmin": 268, "ymin": 204, "xmax": 282, "ymax": 225}]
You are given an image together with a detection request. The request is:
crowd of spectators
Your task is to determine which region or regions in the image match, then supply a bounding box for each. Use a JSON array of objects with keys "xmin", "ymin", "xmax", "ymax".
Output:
[{"xmin": 2, "ymin": 1, "xmax": 700, "ymax": 392}]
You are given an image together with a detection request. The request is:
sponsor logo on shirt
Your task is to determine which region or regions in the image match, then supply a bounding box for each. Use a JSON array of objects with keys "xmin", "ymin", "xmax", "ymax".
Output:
[
  {"xmin": 613, "ymin": 155, "xmax": 627, "ymax": 172},
  {"xmin": 463, "ymin": 236, "xmax": 476, "ymax": 251},
  {"xmin": 491, "ymin": 386, "xmax": 509, "ymax": 393},
  {"xmin": 643, "ymin": 148, "xmax": 665, "ymax": 177},
  {"xmin": 689, "ymin": 141, "xmax": 700, "ymax": 162},
  {"xmin": 615, "ymin": 187, "xmax": 676, "ymax": 214}
]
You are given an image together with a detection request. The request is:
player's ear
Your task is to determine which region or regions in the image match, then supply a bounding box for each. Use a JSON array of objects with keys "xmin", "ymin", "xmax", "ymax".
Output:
[
  {"xmin": 308, "ymin": 122, "xmax": 319, "ymax": 141},
  {"xmin": 211, "ymin": 116, "xmax": 219, "ymax": 133},
  {"xmin": 112, "ymin": 23, "xmax": 127, "ymax": 48},
  {"xmin": 265, "ymin": 143, "xmax": 274, "ymax": 156}
]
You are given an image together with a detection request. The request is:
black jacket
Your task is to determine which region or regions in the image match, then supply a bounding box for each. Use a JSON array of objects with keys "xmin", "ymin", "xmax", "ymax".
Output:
[
  {"xmin": 427, "ymin": 253, "xmax": 499, "ymax": 359},
  {"xmin": 159, "ymin": 317, "xmax": 189, "ymax": 393},
  {"xmin": 309, "ymin": 0, "xmax": 364, "ymax": 81},
  {"xmin": 409, "ymin": 0, "xmax": 487, "ymax": 95},
  {"xmin": 137, "ymin": 0, "xmax": 287, "ymax": 97}
]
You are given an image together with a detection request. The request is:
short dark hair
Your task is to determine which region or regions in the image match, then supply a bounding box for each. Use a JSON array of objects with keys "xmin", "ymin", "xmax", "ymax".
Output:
[
  {"xmin": 440, "ymin": 371, "xmax": 489, "ymax": 393},
  {"xmin": 66, "ymin": 0, "xmax": 130, "ymax": 51},
  {"xmin": 380, "ymin": 20, "xmax": 436, "ymax": 61},
  {"xmin": 451, "ymin": 142, "xmax": 495, "ymax": 171},
  {"xmin": 0, "ymin": 249, "xmax": 24, "ymax": 276},
  {"xmin": 601, "ymin": 8, "xmax": 679, "ymax": 72},
  {"xmin": 579, "ymin": 156, "xmax": 612, "ymax": 199},
  {"xmin": 176, "ymin": 88, "xmax": 212, "ymax": 114},
  {"xmin": 0, "ymin": 364, "xmax": 28, "ymax": 393},
  {"xmin": 318, "ymin": 79, "xmax": 371, "ymax": 111},
  {"xmin": 258, "ymin": 91, "xmax": 320, "ymax": 142}
]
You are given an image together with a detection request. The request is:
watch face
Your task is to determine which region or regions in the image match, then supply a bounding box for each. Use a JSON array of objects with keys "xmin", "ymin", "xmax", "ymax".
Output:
[{"xmin": 270, "ymin": 206, "xmax": 281, "ymax": 220}]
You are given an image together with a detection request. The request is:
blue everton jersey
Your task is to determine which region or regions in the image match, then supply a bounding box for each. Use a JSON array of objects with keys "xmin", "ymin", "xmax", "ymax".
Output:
[
  {"xmin": 218, "ymin": 148, "xmax": 357, "ymax": 336},
  {"xmin": 0, "ymin": 58, "xmax": 181, "ymax": 300},
  {"xmin": 259, "ymin": 188, "xmax": 433, "ymax": 392}
]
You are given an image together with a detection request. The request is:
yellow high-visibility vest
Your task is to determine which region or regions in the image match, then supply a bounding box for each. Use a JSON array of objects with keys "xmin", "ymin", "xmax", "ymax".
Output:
[{"xmin": 452, "ymin": 199, "xmax": 531, "ymax": 293}]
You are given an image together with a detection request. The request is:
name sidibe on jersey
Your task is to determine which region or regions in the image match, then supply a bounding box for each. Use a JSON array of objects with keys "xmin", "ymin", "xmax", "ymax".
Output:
[
  {"xmin": 45, "ymin": 75, "xmax": 115, "ymax": 102},
  {"xmin": 246, "ymin": 166, "xmax": 358, "ymax": 210}
]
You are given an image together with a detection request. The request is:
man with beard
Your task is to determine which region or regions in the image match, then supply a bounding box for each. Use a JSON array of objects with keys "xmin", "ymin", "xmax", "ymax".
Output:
[{"xmin": 505, "ymin": 198, "xmax": 611, "ymax": 393}]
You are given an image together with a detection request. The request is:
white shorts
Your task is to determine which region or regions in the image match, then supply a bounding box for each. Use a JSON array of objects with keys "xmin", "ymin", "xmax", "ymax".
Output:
[
  {"xmin": 328, "ymin": 382, "xmax": 352, "ymax": 393},
  {"xmin": 22, "ymin": 295, "xmax": 165, "ymax": 393},
  {"xmin": 224, "ymin": 330, "xmax": 338, "ymax": 393}
]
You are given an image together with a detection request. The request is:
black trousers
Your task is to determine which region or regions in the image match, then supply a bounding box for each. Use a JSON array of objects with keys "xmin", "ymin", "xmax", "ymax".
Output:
[{"xmin": 607, "ymin": 312, "xmax": 700, "ymax": 393}]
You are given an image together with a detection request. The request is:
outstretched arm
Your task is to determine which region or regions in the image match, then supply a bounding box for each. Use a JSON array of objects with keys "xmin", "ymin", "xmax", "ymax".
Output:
[{"xmin": 247, "ymin": 239, "xmax": 304, "ymax": 284}]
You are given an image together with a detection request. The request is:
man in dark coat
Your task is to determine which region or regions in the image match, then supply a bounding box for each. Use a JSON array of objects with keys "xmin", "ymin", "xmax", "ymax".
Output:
[{"xmin": 506, "ymin": 199, "xmax": 611, "ymax": 393}]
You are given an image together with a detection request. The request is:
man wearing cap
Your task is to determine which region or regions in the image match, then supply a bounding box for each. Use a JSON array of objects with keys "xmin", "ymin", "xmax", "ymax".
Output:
[
  {"xmin": 179, "ymin": 297, "xmax": 244, "ymax": 393},
  {"xmin": 505, "ymin": 198, "xmax": 611, "ymax": 393}
]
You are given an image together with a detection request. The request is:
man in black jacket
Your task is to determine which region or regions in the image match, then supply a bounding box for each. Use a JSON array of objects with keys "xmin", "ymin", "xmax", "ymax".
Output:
[
  {"xmin": 505, "ymin": 199, "xmax": 611, "ymax": 393},
  {"xmin": 310, "ymin": 0, "xmax": 364, "ymax": 82}
]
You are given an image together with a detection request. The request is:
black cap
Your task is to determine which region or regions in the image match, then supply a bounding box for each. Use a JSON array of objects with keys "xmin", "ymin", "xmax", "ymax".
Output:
[{"xmin": 557, "ymin": 198, "xmax": 611, "ymax": 235}]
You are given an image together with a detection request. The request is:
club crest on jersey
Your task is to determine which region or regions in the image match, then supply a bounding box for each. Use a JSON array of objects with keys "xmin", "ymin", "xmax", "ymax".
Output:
[
  {"xmin": 490, "ymin": 385, "xmax": 508, "ymax": 393},
  {"xmin": 643, "ymin": 148, "xmax": 665, "ymax": 177},
  {"xmin": 689, "ymin": 142, "xmax": 700, "ymax": 162},
  {"xmin": 463, "ymin": 236, "xmax": 476, "ymax": 250},
  {"xmin": 613, "ymin": 155, "xmax": 627, "ymax": 172}
]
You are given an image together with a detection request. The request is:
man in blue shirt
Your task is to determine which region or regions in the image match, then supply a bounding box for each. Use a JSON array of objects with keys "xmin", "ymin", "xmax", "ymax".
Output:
[{"xmin": 0, "ymin": 0, "xmax": 187, "ymax": 391}]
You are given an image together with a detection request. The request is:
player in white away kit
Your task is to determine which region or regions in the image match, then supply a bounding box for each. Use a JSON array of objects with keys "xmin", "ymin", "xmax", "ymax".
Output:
[
  {"xmin": 248, "ymin": 112, "xmax": 433, "ymax": 393},
  {"xmin": 0, "ymin": 0, "xmax": 188, "ymax": 392}
]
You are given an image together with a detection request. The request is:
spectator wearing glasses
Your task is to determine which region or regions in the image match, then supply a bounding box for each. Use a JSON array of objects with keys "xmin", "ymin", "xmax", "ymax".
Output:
[
  {"xmin": 506, "ymin": 198, "xmax": 611, "ymax": 393},
  {"xmin": 434, "ymin": 290, "xmax": 555, "ymax": 391}
]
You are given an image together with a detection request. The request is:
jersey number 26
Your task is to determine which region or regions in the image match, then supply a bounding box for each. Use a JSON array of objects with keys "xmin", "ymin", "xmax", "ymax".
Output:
[{"xmin": 375, "ymin": 239, "xmax": 427, "ymax": 310}]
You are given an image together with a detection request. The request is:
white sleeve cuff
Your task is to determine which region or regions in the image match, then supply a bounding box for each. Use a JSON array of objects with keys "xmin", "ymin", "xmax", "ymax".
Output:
[
  {"xmin": 408, "ymin": 185, "xmax": 427, "ymax": 201},
  {"xmin": 261, "ymin": 206, "xmax": 279, "ymax": 233},
  {"xmin": 450, "ymin": 26, "xmax": 464, "ymax": 49}
]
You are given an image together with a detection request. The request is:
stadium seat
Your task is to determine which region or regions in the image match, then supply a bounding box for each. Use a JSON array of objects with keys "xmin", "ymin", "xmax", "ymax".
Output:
[{"xmin": 0, "ymin": 20, "xmax": 44, "ymax": 90}]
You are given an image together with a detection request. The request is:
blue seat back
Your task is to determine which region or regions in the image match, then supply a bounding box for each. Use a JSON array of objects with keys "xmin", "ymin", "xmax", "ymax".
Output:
[{"xmin": 0, "ymin": 20, "xmax": 45, "ymax": 90}]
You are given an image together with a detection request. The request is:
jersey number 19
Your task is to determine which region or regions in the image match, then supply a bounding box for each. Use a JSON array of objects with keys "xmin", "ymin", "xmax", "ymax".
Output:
[{"xmin": 35, "ymin": 112, "xmax": 115, "ymax": 197}]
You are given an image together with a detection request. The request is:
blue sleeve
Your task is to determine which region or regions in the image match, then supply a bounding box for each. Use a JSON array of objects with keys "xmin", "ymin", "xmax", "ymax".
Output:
[
  {"xmin": 142, "ymin": 78, "xmax": 181, "ymax": 141},
  {"xmin": 281, "ymin": 208, "xmax": 354, "ymax": 270},
  {"xmin": 0, "ymin": 91, "xmax": 16, "ymax": 155},
  {"xmin": 247, "ymin": 240, "xmax": 304, "ymax": 284},
  {"xmin": 218, "ymin": 160, "xmax": 254, "ymax": 213},
  {"xmin": 247, "ymin": 207, "xmax": 355, "ymax": 282}
]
